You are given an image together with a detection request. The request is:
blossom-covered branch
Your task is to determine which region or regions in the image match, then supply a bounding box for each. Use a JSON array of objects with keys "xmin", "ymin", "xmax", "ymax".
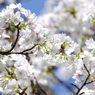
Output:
[
  {"xmin": 1, "ymin": 1, "xmax": 95, "ymax": 95},
  {"xmin": 0, "ymin": 22, "xmax": 20, "ymax": 55},
  {"xmin": 76, "ymin": 64, "xmax": 90, "ymax": 95}
]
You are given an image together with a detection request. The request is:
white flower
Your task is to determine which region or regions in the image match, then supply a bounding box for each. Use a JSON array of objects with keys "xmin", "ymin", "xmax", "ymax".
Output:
[
  {"xmin": 11, "ymin": 11, "xmax": 23, "ymax": 25},
  {"xmin": 79, "ymin": 87, "xmax": 95, "ymax": 95},
  {"xmin": 17, "ymin": 79, "xmax": 31, "ymax": 89},
  {"xmin": 85, "ymin": 38, "xmax": 95, "ymax": 49},
  {"xmin": 7, "ymin": 79, "xmax": 18, "ymax": 91},
  {"xmin": 14, "ymin": 66, "xmax": 27, "ymax": 79}
]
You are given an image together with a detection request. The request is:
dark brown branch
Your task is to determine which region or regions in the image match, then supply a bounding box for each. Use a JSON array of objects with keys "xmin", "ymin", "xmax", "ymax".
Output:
[
  {"xmin": 52, "ymin": 72, "xmax": 76, "ymax": 95},
  {"xmin": 71, "ymin": 83, "xmax": 79, "ymax": 90},
  {"xmin": 10, "ymin": 51, "xmax": 33, "ymax": 55},
  {"xmin": 0, "ymin": 23, "xmax": 20, "ymax": 55},
  {"xmin": 35, "ymin": 77, "xmax": 48, "ymax": 95},
  {"xmin": 18, "ymin": 85, "xmax": 27, "ymax": 95},
  {"xmin": 86, "ymin": 79, "xmax": 95, "ymax": 84},
  {"xmin": 21, "ymin": 44, "xmax": 38, "ymax": 53},
  {"xmin": 0, "ymin": 22, "xmax": 38, "ymax": 56},
  {"xmin": 76, "ymin": 64, "xmax": 90, "ymax": 95},
  {"xmin": 8, "ymin": 23, "xmax": 20, "ymax": 52},
  {"xmin": 6, "ymin": 44, "xmax": 38, "ymax": 55}
]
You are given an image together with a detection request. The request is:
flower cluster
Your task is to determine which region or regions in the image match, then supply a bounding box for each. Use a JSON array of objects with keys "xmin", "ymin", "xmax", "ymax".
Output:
[
  {"xmin": 0, "ymin": 1, "xmax": 95, "ymax": 95},
  {"xmin": 40, "ymin": 0, "xmax": 95, "ymax": 44}
]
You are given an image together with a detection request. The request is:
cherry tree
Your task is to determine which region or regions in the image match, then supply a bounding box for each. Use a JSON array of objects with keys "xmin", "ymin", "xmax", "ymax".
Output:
[{"xmin": 0, "ymin": 0, "xmax": 95, "ymax": 95}]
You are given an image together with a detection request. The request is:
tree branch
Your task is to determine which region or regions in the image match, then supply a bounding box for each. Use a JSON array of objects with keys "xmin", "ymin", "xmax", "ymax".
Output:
[
  {"xmin": 0, "ymin": 22, "xmax": 38, "ymax": 56},
  {"xmin": 86, "ymin": 80, "xmax": 95, "ymax": 84},
  {"xmin": 0, "ymin": 23, "xmax": 20, "ymax": 55},
  {"xmin": 52, "ymin": 72, "xmax": 76, "ymax": 95},
  {"xmin": 76, "ymin": 64, "xmax": 90, "ymax": 95},
  {"xmin": 71, "ymin": 83, "xmax": 79, "ymax": 90},
  {"xmin": 3, "ymin": 44, "xmax": 38, "ymax": 56},
  {"xmin": 35, "ymin": 77, "xmax": 48, "ymax": 95}
]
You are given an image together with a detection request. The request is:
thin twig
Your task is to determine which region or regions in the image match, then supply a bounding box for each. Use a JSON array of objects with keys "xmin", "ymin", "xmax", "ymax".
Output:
[
  {"xmin": 86, "ymin": 79, "xmax": 95, "ymax": 84},
  {"xmin": 8, "ymin": 23, "xmax": 20, "ymax": 52},
  {"xmin": 0, "ymin": 23, "xmax": 20, "ymax": 55},
  {"xmin": 76, "ymin": 64, "xmax": 90, "ymax": 95},
  {"xmin": 6, "ymin": 44, "xmax": 38, "ymax": 55},
  {"xmin": 71, "ymin": 83, "xmax": 79, "ymax": 90},
  {"xmin": 0, "ymin": 22, "xmax": 38, "ymax": 55},
  {"xmin": 18, "ymin": 85, "xmax": 27, "ymax": 95},
  {"xmin": 35, "ymin": 77, "xmax": 48, "ymax": 95},
  {"xmin": 21, "ymin": 44, "xmax": 38, "ymax": 53},
  {"xmin": 52, "ymin": 72, "xmax": 76, "ymax": 95},
  {"xmin": 10, "ymin": 51, "xmax": 33, "ymax": 55}
]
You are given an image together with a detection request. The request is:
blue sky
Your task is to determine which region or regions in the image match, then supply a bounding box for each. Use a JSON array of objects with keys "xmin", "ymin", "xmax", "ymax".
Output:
[{"xmin": 21, "ymin": 0, "xmax": 46, "ymax": 15}]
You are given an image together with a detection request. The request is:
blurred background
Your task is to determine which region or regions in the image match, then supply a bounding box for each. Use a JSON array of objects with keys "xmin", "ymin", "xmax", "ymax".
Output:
[{"xmin": 0, "ymin": 0, "xmax": 75, "ymax": 95}]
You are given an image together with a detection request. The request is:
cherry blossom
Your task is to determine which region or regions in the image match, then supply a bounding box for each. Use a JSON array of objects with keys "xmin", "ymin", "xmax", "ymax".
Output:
[{"xmin": 0, "ymin": 1, "xmax": 95, "ymax": 95}]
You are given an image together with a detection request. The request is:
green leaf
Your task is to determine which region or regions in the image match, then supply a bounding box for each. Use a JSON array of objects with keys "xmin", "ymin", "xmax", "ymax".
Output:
[
  {"xmin": 64, "ymin": 7, "xmax": 77, "ymax": 14},
  {"xmin": 2, "ymin": 74, "xmax": 11, "ymax": 79},
  {"xmin": 92, "ymin": 17, "xmax": 95, "ymax": 24},
  {"xmin": 31, "ymin": 80, "xmax": 34, "ymax": 88},
  {"xmin": 80, "ymin": 47, "xmax": 83, "ymax": 52},
  {"xmin": 22, "ymin": 86, "xmax": 28, "ymax": 92},
  {"xmin": 76, "ymin": 53, "xmax": 80, "ymax": 58},
  {"xmin": 10, "ymin": 22, "xmax": 16, "ymax": 32},
  {"xmin": 43, "ymin": 70, "xmax": 51, "ymax": 74},
  {"xmin": 46, "ymin": 50, "xmax": 50, "ymax": 55},
  {"xmin": 11, "ymin": 68, "xmax": 15, "ymax": 74},
  {"xmin": 61, "ymin": 42, "xmax": 68, "ymax": 49},
  {"xmin": 15, "ymin": 89, "xmax": 20, "ymax": 93},
  {"xmin": 19, "ymin": 23, "xmax": 27, "ymax": 29},
  {"xmin": 34, "ymin": 88, "xmax": 38, "ymax": 93},
  {"xmin": 92, "ymin": 51, "xmax": 95, "ymax": 56},
  {"xmin": 43, "ymin": 65, "xmax": 53, "ymax": 74},
  {"xmin": 40, "ymin": 42, "xmax": 46, "ymax": 47},
  {"xmin": 48, "ymin": 65, "xmax": 52, "ymax": 70},
  {"xmin": 4, "ymin": 67, "xmax": 10, "ymax": 73},
  {"xmin": 12, "ymin": 74, "xmax": 17, "ymax": 79}
]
